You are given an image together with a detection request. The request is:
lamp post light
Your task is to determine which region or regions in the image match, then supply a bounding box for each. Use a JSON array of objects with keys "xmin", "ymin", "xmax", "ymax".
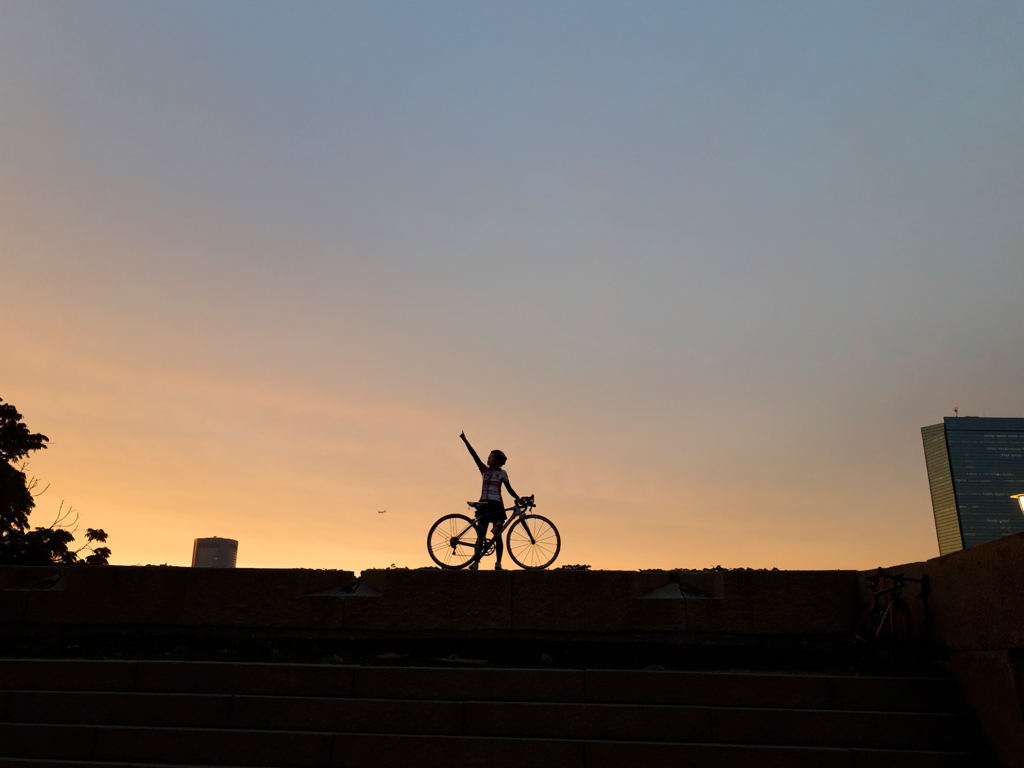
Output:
[{"xmin": 1013, "ymin": 494, "xmax": 1024, "ymax": 516}]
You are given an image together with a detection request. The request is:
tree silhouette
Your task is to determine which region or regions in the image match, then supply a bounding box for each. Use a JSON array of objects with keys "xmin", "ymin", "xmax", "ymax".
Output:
[
  {"xmin": 0, "ymin": 398, "xmax": 111, "ymax": 565},
  {"xmin": 0, "ymin": 398, "xmax": 48, "ymax": 544}
]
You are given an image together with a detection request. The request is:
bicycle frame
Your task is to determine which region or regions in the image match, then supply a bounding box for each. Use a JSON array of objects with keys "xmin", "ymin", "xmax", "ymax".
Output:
[
  {"xmin": 427, "ymin": 493, "xmax": 559, "ymax": 570},
  {"xmin": 854, "ymin": 570, "xmax": 929, "ymax": 645},
  {"xmin": 472, "ymin": 499, "xmax": 537, "ymax": 550}
]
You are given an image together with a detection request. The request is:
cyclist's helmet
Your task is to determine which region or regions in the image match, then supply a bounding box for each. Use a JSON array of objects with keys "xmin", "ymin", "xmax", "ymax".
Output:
[{"xmin": 490, "ymin": 449, "xmax": 507, "ymax": 466}]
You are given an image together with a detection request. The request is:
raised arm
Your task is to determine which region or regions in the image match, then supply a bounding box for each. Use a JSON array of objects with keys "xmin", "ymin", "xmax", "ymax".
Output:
[{"xmin": 460, "ymin": 432, "xmax": 486, "ymax": 471}]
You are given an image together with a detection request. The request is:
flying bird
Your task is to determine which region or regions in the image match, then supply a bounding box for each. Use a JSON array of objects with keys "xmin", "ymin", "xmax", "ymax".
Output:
[{"xmin": 378, "ymin": 509, "xmax": 386, "ymax": 514}]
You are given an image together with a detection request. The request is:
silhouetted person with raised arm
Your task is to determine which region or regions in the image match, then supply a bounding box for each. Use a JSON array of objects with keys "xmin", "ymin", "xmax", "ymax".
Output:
[{"xmin": 460, "ymin": 431, "xmax": 519, "ymax": 571}]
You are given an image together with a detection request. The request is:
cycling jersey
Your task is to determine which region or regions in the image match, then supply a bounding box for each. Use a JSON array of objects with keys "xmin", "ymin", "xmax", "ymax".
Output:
[{"xmin": 480, "ymin": 467, "xmax": 508, "ymax": 502}]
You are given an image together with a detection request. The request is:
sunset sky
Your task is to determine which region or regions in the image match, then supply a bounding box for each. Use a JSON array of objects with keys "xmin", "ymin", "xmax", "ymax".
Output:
[{"xmin": 3, "ymin": 1, "xmax": 1022, "ymax": 572}]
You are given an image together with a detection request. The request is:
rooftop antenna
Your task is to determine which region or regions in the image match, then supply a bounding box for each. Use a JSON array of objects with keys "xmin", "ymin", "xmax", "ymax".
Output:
[{"xmin": 953, "ymin": 406, "xmax": 958, "ymax": 417}]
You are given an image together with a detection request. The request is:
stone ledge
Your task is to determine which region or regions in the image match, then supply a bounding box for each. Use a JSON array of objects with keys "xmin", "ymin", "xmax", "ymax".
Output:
[{"xmin": 1, "ymin": 566, "xmax": 861, "ymax": 637}]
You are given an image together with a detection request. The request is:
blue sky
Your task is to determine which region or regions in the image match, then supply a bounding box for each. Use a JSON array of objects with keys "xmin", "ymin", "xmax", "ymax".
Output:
[{"xmin": 2, "ymin": 1, "xmax": 1022, "ymax": 570}]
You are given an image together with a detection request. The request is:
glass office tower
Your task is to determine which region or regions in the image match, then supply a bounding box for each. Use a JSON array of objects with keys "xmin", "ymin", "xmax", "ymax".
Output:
[
  {"xmin": 921, "ymin": 417, "xmax": 1024, "ymax": 554},
  {"xmin": 191, "ymin": 537, "xmax": 238, "ymax": 568}
]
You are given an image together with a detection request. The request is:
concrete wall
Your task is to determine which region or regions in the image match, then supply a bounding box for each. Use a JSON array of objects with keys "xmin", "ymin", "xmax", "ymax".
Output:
[
  {"xmin": 0, "ymin": 565, "xmax": 861, "ymax": 638},
  {"xmin": 870, "ymin": 531, "xmax": 1024, "ymax": 768},
  {"xmin": 863, "ymin": 531, "xmax": 1024, "ymax": 652},
  {"xmin": 0, "ymin": 566, "xmax": 357, "ymax": 631}
]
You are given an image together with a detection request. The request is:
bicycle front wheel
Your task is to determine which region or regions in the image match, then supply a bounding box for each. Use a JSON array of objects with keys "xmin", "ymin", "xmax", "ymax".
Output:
[
  {"xmin": 427, "ymin": 514, "xmax": 481, "ymax": 570},
  {"xmin": 506, "ymin": 514, "xmax": 561, "ymax": 570}
]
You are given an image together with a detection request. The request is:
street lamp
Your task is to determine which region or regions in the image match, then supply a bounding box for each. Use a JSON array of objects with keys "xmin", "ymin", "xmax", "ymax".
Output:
[{"xmin": 1013, "ymin": 494, "xmax": 1024, "ymax": 516}]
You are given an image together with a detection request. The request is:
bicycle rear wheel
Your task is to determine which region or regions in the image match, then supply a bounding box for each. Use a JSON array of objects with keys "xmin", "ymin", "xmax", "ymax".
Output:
[
  {"xmin": 427, "ymin": 514, "xmax": 481, "ymax": 570},
  {"xmin": 884, "ymin": 598, "xmax": 914, "ymax": 669},
  {"xmin": 506, "ymin": 514, "xmax": 560, "ymax": 570}
]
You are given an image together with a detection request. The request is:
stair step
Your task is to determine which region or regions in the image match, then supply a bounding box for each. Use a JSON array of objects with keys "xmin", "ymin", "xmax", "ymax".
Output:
[
  {"xmin": 462, "ymin": 701, "xmax": 975, "ymax": 750},
  {"xmin": 1, "ymin": 691, "xmax": 978, "ymax": 750},
  {"xmin": 3, "ymin": 692, "xmax": 234, "ymax": 729},
  {"xmin": 0, "ymin": 724, "xmax": 331, "ymax": 767},
  {"xmin": 0, "ymin": 726, "xmax": 990, "ymax": 768},
  {"xmin": 585, "ymin": 670, "xmax": 962, "ymax": 711},
  {"xmin": 0, "ymin": 660, "xmax": 964, "ymax": 711},
  {"xmin": 0, "ymin": 660, "xmax": 987, "ymax": 765},
  {"xmin": 581, "ymin": 741, "xmax": 989, "ymax": 768},
  {"xmin": 0, "ymin": 762, "xmax": 255, "ymax": 768}
]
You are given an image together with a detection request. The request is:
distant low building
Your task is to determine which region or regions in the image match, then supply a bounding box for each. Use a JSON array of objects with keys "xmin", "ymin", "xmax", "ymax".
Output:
[
  {"xmin": 191, "ymin": 537, "xmax": 238, "ymax": 568},
  {"xmin": 922, "ymin": 417, "xmax": 1024, "ymax": 554}
]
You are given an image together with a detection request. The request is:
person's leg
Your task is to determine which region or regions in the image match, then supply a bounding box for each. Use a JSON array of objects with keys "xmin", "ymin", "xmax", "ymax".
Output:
[
  {"xmin": 489, "ymin": 500, "xmax": 508, "ymax": 569},
  {"xmin": 492, "ymin": 521, "xmax": 503, "ymax": 568},
  {"xmin": 469, "ymin": 514, "xmax": 486, "ymax": 570}
]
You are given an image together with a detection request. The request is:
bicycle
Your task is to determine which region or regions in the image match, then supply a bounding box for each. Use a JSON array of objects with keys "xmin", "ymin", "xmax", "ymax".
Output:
[
  {"xmin": 854, "ymin": 569, "xmax": 930, "ymax": 668},
  {"xmin": 426, "ymin": 495, "xmax": 561, "ymax": 570}
]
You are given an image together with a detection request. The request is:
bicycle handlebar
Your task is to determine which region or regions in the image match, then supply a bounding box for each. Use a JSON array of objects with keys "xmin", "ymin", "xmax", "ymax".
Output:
[
  {"xmin": 515, "ymin": 495, "xmax": 536, "ymax": 510},
  {"xmin": 867, "ymin": 569, "xmax": 926, "ymax": 585},
  {"xmin": 866, "ymin": 569, "xmax": 930, "ymax": 599}
]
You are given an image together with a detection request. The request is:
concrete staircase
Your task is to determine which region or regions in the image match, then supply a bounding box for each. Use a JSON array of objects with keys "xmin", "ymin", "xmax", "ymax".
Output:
[{"xmin": 0, "ymin": 659, "xmax": 991, "ymax": 767}]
